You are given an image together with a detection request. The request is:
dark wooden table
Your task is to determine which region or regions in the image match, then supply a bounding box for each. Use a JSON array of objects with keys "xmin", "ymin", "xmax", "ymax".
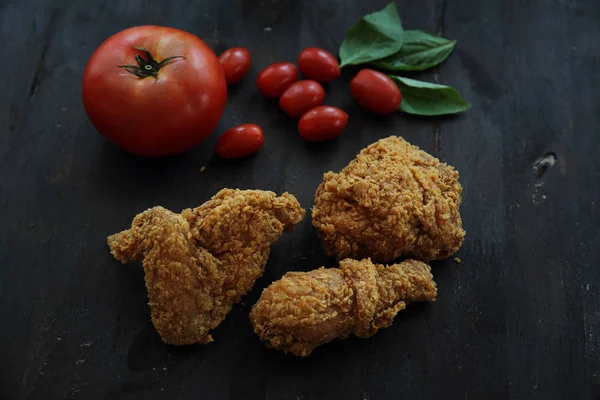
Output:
[{"xmin": 2, "ymin": 0, "xmax": 599, "ymax": 399}]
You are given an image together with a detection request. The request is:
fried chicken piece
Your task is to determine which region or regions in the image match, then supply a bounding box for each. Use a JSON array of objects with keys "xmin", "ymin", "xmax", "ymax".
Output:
[
  {"xmin": 250, "ymin": 258, "xmax": 437, "ymax": 356},
  {"xmin": 107, "ymin": 189, "xmax": 305, "ymax": 346},
  {"xmin": 312, "ymin": 136, "xmax": 465, "ymax": 262}
]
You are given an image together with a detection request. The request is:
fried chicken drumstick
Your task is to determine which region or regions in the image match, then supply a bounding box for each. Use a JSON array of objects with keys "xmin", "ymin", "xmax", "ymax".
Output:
[
  {"xmin": 107, "ymin": 189, "xmax": 305, "ymax": 346},
  {"xmin": 312, "ymin": 136, "xmax": 465, "ymax": 262},
  {"xmin": 250, "ymin": 258, "xmax": 437, "ymax": 356}
]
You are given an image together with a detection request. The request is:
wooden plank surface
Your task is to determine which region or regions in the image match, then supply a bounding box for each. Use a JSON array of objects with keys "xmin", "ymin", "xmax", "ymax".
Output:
[{"xmin": 1, "ymin": 0, "xmax": 599, "ymax": 399}]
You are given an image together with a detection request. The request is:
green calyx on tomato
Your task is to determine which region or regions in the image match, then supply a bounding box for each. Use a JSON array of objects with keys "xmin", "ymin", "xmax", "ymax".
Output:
[{"xmin": 118, "ymin": 47, "xmax": 185, "ymax": 78}]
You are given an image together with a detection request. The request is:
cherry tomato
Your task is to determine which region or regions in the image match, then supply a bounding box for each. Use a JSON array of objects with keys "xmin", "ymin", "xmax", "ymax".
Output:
[
  {"xmin": 297, "ymin": 48, "xmax": 340, "ymax": 83},
  {"xmin": 350, "ymin": 69, "xmax": 402, "ymax": 114},
  {"xmin": 279, "ymin": 80, "xmax": 325, "ymax": 118},
  {"xmin": 256, "ymin": 62, "xmax": 298, "ymax": 98},
  {"xmin": 216, "ymin": 124, "xmax": 264, "ymax": 158},
  {"xmin": 219, "ymin": 47, "xmax": 251, "ymax": 84},
  {"xmin": 298, "ymin": 106, "xmax": 348, "ymax": 141},
  {"xmin": 82, "ymin": 25, "xmax": 227, "ymax": 158}
]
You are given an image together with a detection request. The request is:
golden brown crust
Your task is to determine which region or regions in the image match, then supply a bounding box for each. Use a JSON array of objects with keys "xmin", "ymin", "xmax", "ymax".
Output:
[
  {"xmin": 107, "ymin": 189, "xmax": 305, "ymax": 346},
  {"xmin": 249, "ymin": 258, "xmax": 437, "ymax": 356},
  {"xmin": 312, "ymin": 136, "xmax": 465, "ymax": 262}
]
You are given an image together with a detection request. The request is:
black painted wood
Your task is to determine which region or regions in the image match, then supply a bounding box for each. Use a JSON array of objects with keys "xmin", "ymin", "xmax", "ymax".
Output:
[{"xmin": 1, "ymin": 0, "xmax": 599, "ymax": 399}]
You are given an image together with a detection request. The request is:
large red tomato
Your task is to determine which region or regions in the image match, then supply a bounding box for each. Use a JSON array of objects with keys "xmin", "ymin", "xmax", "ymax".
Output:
[{"xmin": 82, "ymin": 26, "xmax": 227, "ymax": 157}]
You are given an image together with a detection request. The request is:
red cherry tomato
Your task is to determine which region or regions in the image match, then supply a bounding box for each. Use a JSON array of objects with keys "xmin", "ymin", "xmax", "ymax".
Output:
[
  {"xmin": 298, "ymin": 106, "xmax": 348, "ymax": 141},
  {"xmin": 298, "ymin": 48, "xmax": 340, "ymax": 83},
  {"xmin": 350, "ymin": 69, "xmax": 402, "ymax": 114},
  {"xmin": 219, "ymin": 47, "xmax": 252, "ymax": 84},
  {"xmin": 279, "ymin": 80, "xmax": 325, "ymax": 118},
  {"xmin": 82, "ymin": 26, "xmax": 227, "ymax": 158},
  {"xmin": 216, "ymin": 124, "xmax": 264, "ymax": 158},
  {"xmin": 256, "ymin": 62, "xmax": 298, "ymax": 98}
]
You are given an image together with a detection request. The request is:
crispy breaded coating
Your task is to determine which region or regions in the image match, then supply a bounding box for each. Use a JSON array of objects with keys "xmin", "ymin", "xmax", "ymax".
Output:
[
  {"xmin": 250, "ymin": 258, "xmax": 437, "ymax": 356},
  {"xmin": 107, "ymin": 189, "xmax": 305, "ymax": 346},
  {"xmin": 312, "ymin": 136, "xmax": 465, "ymax": 262}
]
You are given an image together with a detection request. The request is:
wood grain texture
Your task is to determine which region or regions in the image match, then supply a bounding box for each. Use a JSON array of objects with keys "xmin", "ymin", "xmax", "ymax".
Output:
[{"xmin": 0, "ymin": 0, "xmax": 599, "ymax": 399}]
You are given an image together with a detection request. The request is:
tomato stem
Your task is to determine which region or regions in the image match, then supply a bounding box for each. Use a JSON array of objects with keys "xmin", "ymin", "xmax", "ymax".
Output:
[{"xmin": 118, "ymin": 47, "xmax": 185, "ymax": 78}]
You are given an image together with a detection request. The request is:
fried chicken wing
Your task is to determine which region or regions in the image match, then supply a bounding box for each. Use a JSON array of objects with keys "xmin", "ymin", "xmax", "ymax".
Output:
[
  {"xmin": 312, "ymin": 136, "xmax": 465, "ymax": 262},
  {"xmin": 250, "ymin": 258, "xmax": 437, "ymax": 356},
  {"xmin": 108, "ymin": 189, "xmax": 305, "ymax": 346}
]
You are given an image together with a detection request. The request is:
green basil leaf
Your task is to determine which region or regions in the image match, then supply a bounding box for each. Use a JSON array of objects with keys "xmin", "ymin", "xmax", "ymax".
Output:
[
  {"xmin": 373, "ymin": 30, "xmax": 456, "ymax": 71},
  {"xmin": 339, "ymin": 2, "xmax": 404, "ymax": 68},
  {"xmin": 390, "ymin": 76, "xmax": 471, "ymax": 116}
]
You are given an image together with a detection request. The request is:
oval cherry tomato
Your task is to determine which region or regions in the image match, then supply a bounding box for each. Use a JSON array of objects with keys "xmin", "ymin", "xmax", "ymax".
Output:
[
  {"xmin": 350, "ymin": 69, "xmax": 402, "ymax": 114},
  {"xmin": 82, "ymin": 26, "xmax": 227, "ymax": 158},
  {"xmin": 298, "ymin": 106, "xmax": 348, "ymax": 141},
  {"xmin": 298, "ymin": 48, "xmax": 340, "ymax": 83},
  {"xmin": 256, "ymin": 62, "xmax": 298, "ymax": 98},
  {"xmin": 216, "ymin": 124, "xmax": 264, "ymax": 158},
  {"xmin": 219, "ymin": 47, "xmax": 251, "ymax": 84},
  {"xmin": 279, "ymin": 80, "xmax": 325, "ymax": 118}
]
